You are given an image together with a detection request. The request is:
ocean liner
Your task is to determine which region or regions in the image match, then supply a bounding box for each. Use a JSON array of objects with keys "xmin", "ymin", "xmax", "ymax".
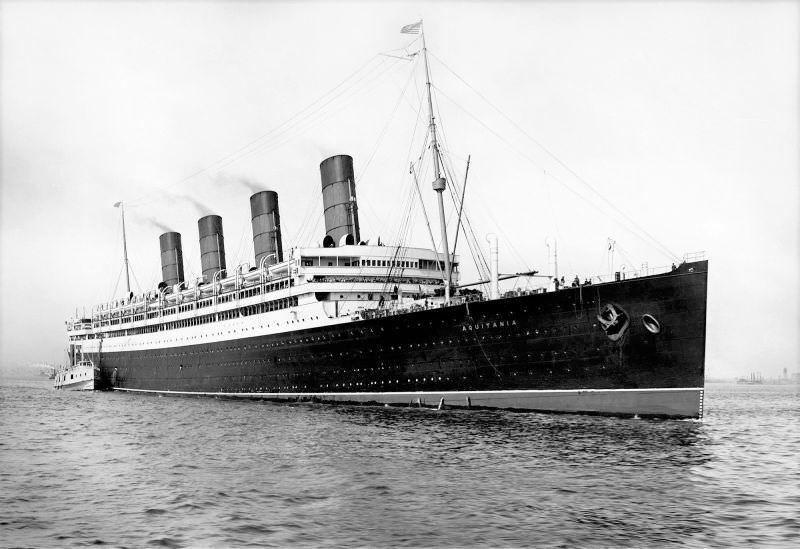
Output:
[{"xmin": 61, "ymin": 23, "xmax": 708, "ymax": 418}]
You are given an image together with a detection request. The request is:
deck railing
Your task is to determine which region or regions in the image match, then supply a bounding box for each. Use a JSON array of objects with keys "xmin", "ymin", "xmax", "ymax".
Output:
[{"xmin": 67, "ymin": 253, "xmax": 708, "ymax": 332}]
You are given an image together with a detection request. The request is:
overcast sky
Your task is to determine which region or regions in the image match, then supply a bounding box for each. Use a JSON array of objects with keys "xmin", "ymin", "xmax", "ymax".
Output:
[{"xmin": 1, "ymin": 0, "xmax": 797, "ymax": 378}]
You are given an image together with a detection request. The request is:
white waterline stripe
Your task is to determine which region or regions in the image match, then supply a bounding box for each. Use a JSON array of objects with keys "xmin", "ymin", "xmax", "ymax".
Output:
[{"xmin": 113, "ymin": 387, "xmax": 703, "ymax": 397}]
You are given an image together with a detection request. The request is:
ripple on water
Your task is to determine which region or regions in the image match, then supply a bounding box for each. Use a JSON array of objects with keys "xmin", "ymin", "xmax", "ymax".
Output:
[{"xmin": 1, "ymin": 380, "xmax": 798, "ymax": 547}]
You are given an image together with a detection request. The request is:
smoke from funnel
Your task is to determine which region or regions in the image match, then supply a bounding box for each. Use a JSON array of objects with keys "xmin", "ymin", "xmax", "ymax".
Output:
[
  {"xmin": 146, "ymin": 217, "xmax": 174, "ymax": 233},
  {"xmin": 179, "ymin": 195, "xmax": 213, "ymax": 217},
  {"xmin": 238, "ymin": 178, "xmax": 267, "ymax": 194},
  {"xmin": 209, "ymin": 172, "xmax": 267, "ymax": 195}
]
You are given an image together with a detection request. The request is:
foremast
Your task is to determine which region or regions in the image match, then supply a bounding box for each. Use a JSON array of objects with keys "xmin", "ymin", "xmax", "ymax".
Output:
[{"xmin": 415, "ymin": 21, "xmax": 452, "ymax": 303}]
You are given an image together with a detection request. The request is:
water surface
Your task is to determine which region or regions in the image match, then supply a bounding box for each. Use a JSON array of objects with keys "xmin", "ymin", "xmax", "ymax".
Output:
[{"xmin": 1, "ymin": 379, "xmax": 797, "ymax": 547}]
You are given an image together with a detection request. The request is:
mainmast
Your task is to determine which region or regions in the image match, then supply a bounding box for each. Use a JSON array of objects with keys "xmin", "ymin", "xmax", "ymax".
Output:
[
  {"xmin": 419, "ymin": 22, "xmax": 452, "ymax": 303},
  {"xmin": 114, "ymin": 201, "xmax": 131, "ymax": 295}
]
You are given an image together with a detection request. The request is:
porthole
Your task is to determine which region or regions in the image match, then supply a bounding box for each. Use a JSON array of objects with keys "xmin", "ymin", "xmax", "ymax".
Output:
[{"xmin": 641, "ymin": 314, "xmax": 661, "ymax": 334}]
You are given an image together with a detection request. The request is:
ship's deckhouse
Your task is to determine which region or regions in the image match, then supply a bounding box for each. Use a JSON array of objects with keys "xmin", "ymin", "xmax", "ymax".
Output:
[
  {"xmin": 295, "ymin": 244, "xmax": 454, "ymax": 272},
  {"xmin": 66, "ymin": 242, "xmax": 458, "ymax": 342},
  {"xmin": 294, "ymin": 244, "xmax": 457, "ymax": 291}
]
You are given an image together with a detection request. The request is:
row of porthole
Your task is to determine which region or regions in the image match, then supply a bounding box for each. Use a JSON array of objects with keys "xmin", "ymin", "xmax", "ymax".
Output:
[
  {"xmin": 160, "ymin": 358, "xmax": 607, "ymax": 386},
  {"xmin": 148, "ymin": 316, "xmax": 638, "ymax": 349},
  {"xmin": 218, "ymin": 373, "xmax": 568, "ymax": 392},
  {"xmin": 166, "ymin": 360, "xmax": 601, "ymax": 387},
  {"xmin": 116, "ymin": 312, "xmax": 523, "ymax": 343},
  {"xmin": 123, "ymin": 340, "xmax": 605, "ymax": 368},
  {"xmin": 122, "ymin": 334, "xmax": 608, "ymax": 361},
  {"xmin": 105, "ymin": 314, "xmax": 662, "ymax": 352}
]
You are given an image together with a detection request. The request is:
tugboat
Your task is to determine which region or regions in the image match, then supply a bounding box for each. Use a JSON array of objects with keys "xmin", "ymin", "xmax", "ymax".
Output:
[{"xmin": 62, "ymin": 22, "xmax": 708, "ymax": 417}]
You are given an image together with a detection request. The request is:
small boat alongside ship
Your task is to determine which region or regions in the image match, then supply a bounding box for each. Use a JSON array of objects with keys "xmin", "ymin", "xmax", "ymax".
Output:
[
  {"xmin": 59, "ymin": 23, "xmax": 708, "ymax": 417},
  {"xmin": 54, "ymin": 360, "xmax": 98, "ymax": 391}
]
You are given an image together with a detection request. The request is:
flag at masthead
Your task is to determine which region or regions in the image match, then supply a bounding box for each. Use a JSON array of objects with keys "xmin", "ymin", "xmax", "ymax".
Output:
[{"xmin": 400, "ymin": 21, "xmax": 422, "ymax": 34}]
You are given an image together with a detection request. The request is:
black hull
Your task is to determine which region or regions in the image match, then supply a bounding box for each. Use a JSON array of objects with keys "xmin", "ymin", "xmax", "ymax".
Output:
[{"xmin": 92, "ymin": 262, "xmax": 708, "ymax": 417}]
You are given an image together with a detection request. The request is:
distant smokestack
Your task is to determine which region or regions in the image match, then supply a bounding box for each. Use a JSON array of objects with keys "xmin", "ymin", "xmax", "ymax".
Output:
[
  {"xmin": 159, "ymin": 232, "xmax": 185, "ymax": 286},
  {"xmin": 320, "ymin": 154, "xmax": 360, "ymax": 247},
  {"xmin": 198, "ymin": 215, "xmax": 226, "ymax": 282},
  {"xmin": 250, "ymin": 191, "xmax": 283, "ymax": 267}
]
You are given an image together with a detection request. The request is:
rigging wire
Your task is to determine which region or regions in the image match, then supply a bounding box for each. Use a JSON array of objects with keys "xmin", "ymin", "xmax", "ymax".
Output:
[
  {"xmin": 370, "ymin": 83, "xmax": 428, "ymax": 246},
  {"xmin": 126, "ymin": 54, "xmax": 402, "ymax": 207},
  {"xmin": 352, "ymin": 57, "xmax": 421, "ymax": 237},
  {"xmin": 231, "ymin": 217, "xmax": 251, "ymax": 268},
  {"xmin": 449, "ymin": 154, "xmax": 470, "ymax": 263},
  {"xmin": 108, "ymin": 264, "xmax": 124, "ymax": 303},
  {"xmin": 128, "ymin": 261, "xmax": 143, "ymax": 295},
  {"xmin": 296, "ymin": 200, "xmax": 323, "ymax": 247},
  {"xmin": 382, "ymin": 101, "xmax": 426, "ymax": 238},
  {"xmin": 413, "ymin": 90, "xmax": 490, "ymax": 293},
  {"xmin": 410, "ymin": 162, "xmax": 444, "ymax": 279},
  {"xmin": 207, "ymin": 58, "xmax": 404, "ymax": 177},
  {"xmin": 356, "ymin": 55, "xmax": 420, "ymax": 185},
  {"xmin": 434, "ymin": 144, "xmax": 489, "ymax": 286},
  {"xmin": 438, "ymin": 123, "xmax": 534, "ymax": 275},
  {"xmin": 614, "ymin": 241, "xmax": 642, "ymax": 273},
  {"xmin": 380, "ymin": 174, "xmax": 420, "ymax": 296},
  {"xmin": 293, "ymin": 191, "xmax": 323, "ymax": 247},
  {"xmin": 443, "ymin": 162, "xmax": 490, "ymax": 284},
  {"xmin": 248, "ymin": 57, "xmax": 410, "ymax": 245},
  {"xmin": 106, "ymin": 212, "xmax": 123, "ymax": 301},
  {"xmin": 433, "ymin": 82, "xmax": 675, "ymax": 265},
  {"xmin": 429, "ymin": 51, "xmax": 679, "ymax": 261},
  {"xmin": 431, "ymin": 94, "xmax": 491, "ymax": 284},
  {"xmin": 291, "ymin": 57, "xmax": 417, "ymax": 249}
]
